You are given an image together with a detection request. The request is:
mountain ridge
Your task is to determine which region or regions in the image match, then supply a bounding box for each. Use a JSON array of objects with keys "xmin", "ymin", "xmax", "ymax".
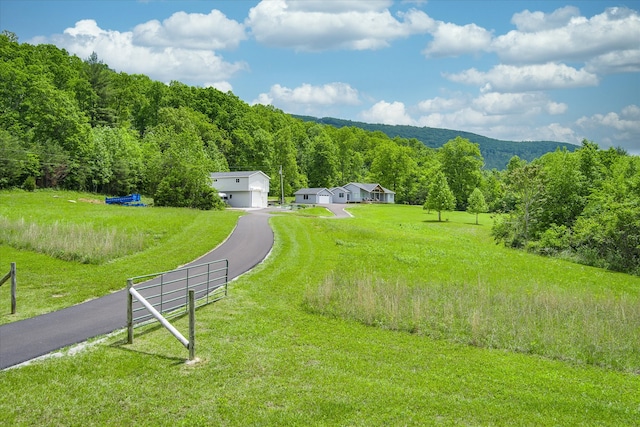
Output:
[{"xmin": 292, "ymin": 115, "xmax": 578, "ymax": 170}]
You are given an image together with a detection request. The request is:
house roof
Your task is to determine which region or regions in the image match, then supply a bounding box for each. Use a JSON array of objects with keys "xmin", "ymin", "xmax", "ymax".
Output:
[
  {"xmin": 210, "ymin": 171, "xmax": 270, "ymax": 180},
  {"xmin": 346, "ymin": 183, "xmax": 395, "ymax": 194},
  {"xmin": 294, "ymin": 188, "xmax": 333, "ymax": 195},
  {"xmin": 330, "ymin": 186, "xmax": 349, "ymax": 193}
]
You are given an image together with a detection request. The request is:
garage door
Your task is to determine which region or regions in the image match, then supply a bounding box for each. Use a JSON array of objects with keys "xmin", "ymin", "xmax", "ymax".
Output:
[{"xmin": 318, "ymin": 195, "xmax": 331, "ymax": 204}]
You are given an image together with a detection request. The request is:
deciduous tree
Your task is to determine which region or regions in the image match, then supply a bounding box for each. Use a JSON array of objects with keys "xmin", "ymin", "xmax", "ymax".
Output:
[
  {"xmin": 438, "ymin": 136, "xmax": 484, "ymax": 210},
  {"xmin": 467, "ymin": 187, "xmax": 488, "ymax": 225},
  {"xmin": 424, "ymin": 171, "xmax": 455, "ymax": 222}
]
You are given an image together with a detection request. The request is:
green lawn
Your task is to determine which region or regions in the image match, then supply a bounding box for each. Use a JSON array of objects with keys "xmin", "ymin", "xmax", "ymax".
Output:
[
  {"xmin": 0, "ymin": 189, "xmax": 242, "ymax": 322},
  {"xmin": 1, "ymin": 199, "xmax": 639, "ymax": 425}
]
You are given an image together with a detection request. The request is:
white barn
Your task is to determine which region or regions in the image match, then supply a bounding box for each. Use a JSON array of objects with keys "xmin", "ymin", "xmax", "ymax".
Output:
[
  {"xmin": 210, "ymin": 171, "xmax": 270, "ymax": 208},
  {"xmin": 294, "ymin": 188, "xmax": 333, "ymax": 204}
]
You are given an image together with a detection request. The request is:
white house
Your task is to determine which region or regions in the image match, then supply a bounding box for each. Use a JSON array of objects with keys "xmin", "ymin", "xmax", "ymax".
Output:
[
  {"xmin": 330, "ymin": 186, "xmax": 349, "ymax": 204},
  {"xmin": 210, "ymin": 171, "xmax": 270, "ymax": 208},
  {"xmin": 294, "ymin": 188, "xmax": 333, "ymax": 204},
  {"xmin": 344, "ymin": 183, "xmax": 395, "ymax": 203}
]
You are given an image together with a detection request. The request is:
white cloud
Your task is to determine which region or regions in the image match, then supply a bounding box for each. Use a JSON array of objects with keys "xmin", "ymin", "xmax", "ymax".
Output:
[
  {"xmin": 417, "ymin": 107, "xmax": 504, "ymax": 130},
  {"xmin": 471, "ymin": 92, "xmax": 567, "ymax": 116},
  {"xmin": 586, "ymin": 49, "xmax": 640, "ymax": 74},
  {"xmin": 416, "ymin": 112, "xmax": 581, "ymax": 144},
  {"xmin": 534, "ymin": 123, "xmax": 579, "ymax": 143},
  {"xmin": 445, "ymin": 63, "xmax": 599, "ymax": 92},
  {"xmin": 422, "ymin": 22, "xmax": 492, "ymax": 57},
  {"xmin": 363, "ymin": 92, "xmax": 575, "ymax": 144},
  {"xmin": 511, "ymin": 6, "xmax": 581, "ymax": 32},
  {"xmin": 546, "ymin": 102, "xmax": 568, "ymax": 115},
  {"xmin": 246, "ymin": 0, "xmax": 433, "ymax": 51},
  {"xmin": 493, "ymin": 7, "xmax": 640, "ymax": 65},
  {"xmin": 204, "ymin": 81, "xmax": 233, "ymax": 93},
  {"xmin": 254, "ymin": 82, "xmax": 360, "ymax": 109},
  {"xmin": 132, "ymin": 9, "xmax": 246, "ymax": 50},
  {"xmin": 577, "ymin": 105, "xmax": 640, "ymax": 134},
  {"xmin": 575, "ymin": 105, "xmax": 640, "ymax": 152},
  {"xmin": 622, "ymin": 105, "xmax": 640, "ymax": 119},
  {"xmin": 48, "ymin": 19, "xmax": 247, "ymax": 84},
  {"xmin": 417, "ymin": 96, "xmax": 467, "ymax": 113},
  {"xmin": 359, "ymin": 101, "xmax": 414, "ymax": 125}
]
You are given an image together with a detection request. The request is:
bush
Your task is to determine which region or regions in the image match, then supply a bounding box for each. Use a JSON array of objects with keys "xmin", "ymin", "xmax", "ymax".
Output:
[
  {"xmin": 193, "ymin": 186, "xmax": 226, "ymax": 211},
  {"xmin": 22, "ymin": 176, "xmax": 36, "ymax": 191},
  {"xmin": 573, "ymin": 201, "xmax": 640, "ymax": 275},
  {"xmin": 527, "ymin": 224, "xmax": 572, "ymax": 256},
  {"xmin": 155, "ymin": 175, "xmax": 225, "ymax": 211}
]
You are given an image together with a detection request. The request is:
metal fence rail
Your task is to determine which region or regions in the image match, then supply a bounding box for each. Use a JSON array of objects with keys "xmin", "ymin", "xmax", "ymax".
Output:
[
  {"xmin": 126, "ymin": 259, "xmax": 228, "ymax": 360},
  {"xmin": 127, "ymin": 259, "xmax": 228, "ymax": 324}
]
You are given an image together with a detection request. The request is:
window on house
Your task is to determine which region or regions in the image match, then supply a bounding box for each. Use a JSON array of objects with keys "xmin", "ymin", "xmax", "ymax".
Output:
[
  {"xmin": 235, "ymin": 178, "xmax": 240, "ymax": 183},
  {"xmin": 303, "ymin": 195, "xmax": 309, "ymax": 200},
  {"xmin": 229, "ymin": 194, "xmax": 233, "ymax": 199},
  {"xmin": 339, "ymin": 193, "xmax": 344, "ymax": 197}
]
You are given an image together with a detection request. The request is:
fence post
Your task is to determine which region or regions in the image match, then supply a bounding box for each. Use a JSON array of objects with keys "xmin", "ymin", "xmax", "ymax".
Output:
[
  {"xmin": 188, "ymin": 289, "xmax": 195, "ymax": 361},
  {"xmin": 10, "ymin": 263, "xmax": 16, "ymax": 314},
  {"xmin": 127, "ymin": 279, "xmax": 133, "ymax": 344}
]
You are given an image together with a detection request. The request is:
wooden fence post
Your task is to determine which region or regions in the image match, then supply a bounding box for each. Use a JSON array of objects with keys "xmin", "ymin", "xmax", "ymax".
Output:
[
  {"xmin": 10, "ymin": 262, "xmax": 16, "ymax": 314},
  {"xmin": 1, "ymin": 263, "xmax": 17, "ymax": 314}
]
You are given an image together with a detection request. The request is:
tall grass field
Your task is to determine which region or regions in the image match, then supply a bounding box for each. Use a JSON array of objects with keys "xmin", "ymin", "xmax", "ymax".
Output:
[
  {"xmin": 304, "ymin": 206, "xmax": 640, "ymax": 373},
  {"xmin": 1, "ymin": 194, "xmax": 639, "ymax": 425},
  {"xmin": 0, "ymin": 190, "xmax": 241, "ymax": 321}
]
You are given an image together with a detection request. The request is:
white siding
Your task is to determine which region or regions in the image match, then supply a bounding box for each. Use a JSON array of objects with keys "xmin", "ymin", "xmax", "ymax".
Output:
[{"xmin": 210, "ymin": 171, "xmax": 270, "ymax": 208}]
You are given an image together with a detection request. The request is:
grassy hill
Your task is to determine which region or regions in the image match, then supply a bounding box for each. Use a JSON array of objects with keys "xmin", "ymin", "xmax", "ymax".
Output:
[{"xmin": 294, "ymin": 115, "xmax": 578, "ymax": 170}]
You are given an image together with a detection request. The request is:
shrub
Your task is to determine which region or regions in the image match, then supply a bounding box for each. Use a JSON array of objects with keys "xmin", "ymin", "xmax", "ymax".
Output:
[{"xmin": 22, "ymin": 176, "xmax": 36, "ymax": 191}]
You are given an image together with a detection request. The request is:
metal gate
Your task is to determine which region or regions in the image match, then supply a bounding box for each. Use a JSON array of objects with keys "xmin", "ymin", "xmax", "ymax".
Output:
[{"xmin": 126, "ymin": 259, "xmax": 228, "ymax": 359}]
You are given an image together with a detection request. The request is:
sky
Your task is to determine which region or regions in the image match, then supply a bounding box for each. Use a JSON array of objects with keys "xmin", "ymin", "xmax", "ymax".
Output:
[{"xmin": 1, "ymin": 0, "xmax": 639, "ymax": 154}]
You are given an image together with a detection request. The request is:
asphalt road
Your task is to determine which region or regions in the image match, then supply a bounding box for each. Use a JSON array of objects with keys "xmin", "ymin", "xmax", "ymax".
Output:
[{"xmin": 0, "ymin": 211, "xmax": 274, "ymax": 370}]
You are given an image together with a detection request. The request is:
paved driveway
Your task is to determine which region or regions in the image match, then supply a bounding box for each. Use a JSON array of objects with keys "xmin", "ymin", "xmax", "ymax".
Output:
[{"xmin": 0, "ymin": 211, "xmax": 273, "ymax": 370}]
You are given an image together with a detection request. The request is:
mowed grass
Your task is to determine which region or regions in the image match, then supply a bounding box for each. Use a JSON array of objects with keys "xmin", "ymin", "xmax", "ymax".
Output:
[
  {"xmin": 0, "ymin": 190, "xmax": 242, "ymax": 322},
  {"xmin": 1, "ymin": 203, "xmax": 639, "ymax": 425}
]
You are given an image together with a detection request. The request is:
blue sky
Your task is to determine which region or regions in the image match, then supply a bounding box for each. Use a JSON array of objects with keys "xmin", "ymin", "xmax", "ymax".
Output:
[{"xmin": 1, "ymin": 0, "xmax": 639, "ymax": 153}]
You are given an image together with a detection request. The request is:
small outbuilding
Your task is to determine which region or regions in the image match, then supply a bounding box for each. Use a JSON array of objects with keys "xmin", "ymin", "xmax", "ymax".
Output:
[
  {"xmin": 294, "ymin": 188, "xmax": 333, "ymax": 204},
  {"xmin": 210, "ymin": 171, "xmax": 270, "ymax": 208}
]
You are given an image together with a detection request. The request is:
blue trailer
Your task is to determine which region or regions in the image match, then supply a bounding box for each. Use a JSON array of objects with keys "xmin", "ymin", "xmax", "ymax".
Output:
[{"xmin": 105, "ymin": 193, "xmax": 146, "ymax": 206}]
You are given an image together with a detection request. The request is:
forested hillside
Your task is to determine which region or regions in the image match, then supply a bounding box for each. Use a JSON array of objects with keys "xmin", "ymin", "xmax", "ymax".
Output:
[
  {"xmin": 0, "ymin": 33, "xmax": 441, "ymax": 206},
  {"xmin": 293, "ymin": 115, "xmax": 578, "ymax": 170}
]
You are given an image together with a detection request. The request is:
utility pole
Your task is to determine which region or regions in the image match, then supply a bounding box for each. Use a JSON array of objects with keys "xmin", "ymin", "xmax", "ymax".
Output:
[{"xmin": 279, "ymin": 165, "xmax": 285, "ymax": 205}]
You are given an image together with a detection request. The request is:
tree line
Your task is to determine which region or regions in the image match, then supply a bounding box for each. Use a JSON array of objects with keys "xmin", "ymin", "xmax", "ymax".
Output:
[
  {"xmin": 1, "ymin": 32, "xmax": 638, "ymax": 274},
  {"xmin": 295, "ymin": 115, "xmax": 577, "ymax": 170}
]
